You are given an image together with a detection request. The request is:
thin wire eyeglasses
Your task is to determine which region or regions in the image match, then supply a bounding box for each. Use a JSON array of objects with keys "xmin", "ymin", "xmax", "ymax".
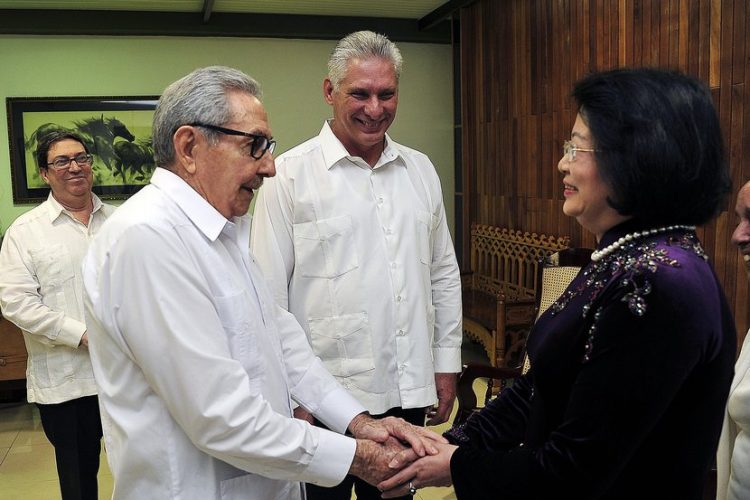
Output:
[
  {"xmin": 190, "ymin": 122, "xmax": 276, "ymax": 160},
  {"xmin": 563, "ymin": 140, "xmax": 599, "ymax": 162},
  {"xmin": 46, "ymin": 153, "xmax": 94, "ymax": 170}
]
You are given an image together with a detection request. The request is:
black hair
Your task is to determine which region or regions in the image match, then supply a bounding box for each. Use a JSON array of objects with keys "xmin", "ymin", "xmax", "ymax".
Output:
[
  {"xmin": 35, "ymin": 129, "xmax": 89, "ymax": 171},
  {"xmin": 572, "ymin": 67, "xmax": 730, "ymax": 226}
]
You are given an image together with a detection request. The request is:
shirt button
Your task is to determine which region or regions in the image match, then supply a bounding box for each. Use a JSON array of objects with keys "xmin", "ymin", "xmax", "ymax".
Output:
[
  {"xmin": 398, "ymin": 329, "xmax": 405, "ymax": 336},
  {"xmin": 396, "ymin": 295, "xmax": 402, "ymax": 302}
]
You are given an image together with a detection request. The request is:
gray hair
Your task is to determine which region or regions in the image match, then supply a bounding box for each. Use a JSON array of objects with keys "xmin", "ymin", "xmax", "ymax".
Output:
[
  {"xmin": 152, "ymin": 66, "xmax": 262, "ymax": 169},
  {"xmin": 327, "ymin": 31, "xmax": 403, "ymax": 90}
]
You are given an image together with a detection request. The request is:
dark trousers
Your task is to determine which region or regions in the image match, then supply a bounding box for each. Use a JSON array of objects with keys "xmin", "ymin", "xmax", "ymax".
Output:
[
  {"xmin": 36, "ymin": 395, "xmax": 103, "ymax": 500},
  {"xmin": 305, "ymin": 406, "xmax": 426, "ymax": 500}
]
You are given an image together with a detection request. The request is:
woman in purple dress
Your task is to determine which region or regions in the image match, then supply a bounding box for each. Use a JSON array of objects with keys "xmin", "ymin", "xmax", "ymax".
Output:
[{"xmin": 378, "ymin": 68, "xmax": 735, "ymax": 500}]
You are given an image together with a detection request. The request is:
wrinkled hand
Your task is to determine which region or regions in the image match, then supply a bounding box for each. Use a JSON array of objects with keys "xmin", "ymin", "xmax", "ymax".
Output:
[
  {"xmin": 377, "ymin": 441, "xmax": 458, "ymax": 497},
  {"xmin": 293, "ymin": 406, "xmax": 314, "ymax": 425},
  {"xmin": 349, "ymin": 437, "xmax": 409, "ymax": 485},
  {"xmin": 426, "ymin": 373, "xmax": 457, "ymax": 426},
  {"xmin": 348, "ymin": 414, "xmax": 447, "ymax": 458}
]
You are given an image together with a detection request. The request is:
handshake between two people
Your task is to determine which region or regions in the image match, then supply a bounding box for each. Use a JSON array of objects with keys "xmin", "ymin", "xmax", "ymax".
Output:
[{"xmin": 346, "ymin": 413, "xmax": 459, "ymax": 497}]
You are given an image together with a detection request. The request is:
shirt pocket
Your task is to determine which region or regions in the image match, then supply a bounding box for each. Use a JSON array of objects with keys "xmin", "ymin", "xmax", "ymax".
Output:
[
  {"xmin": 307, "ymin": 312, "xmax": 374, "ymax": 378},
  {"xmin": 214, "ymin": 292, "xmax": 263, "ymax": 394},
  {"xmin": 29, "ymin": 244, "xmax": 75, "ymax": 289},
  {"xmin": 293, "ymin": 215, "xmax": 358, "ymax": 279},
  {"xmin": 416, "ymin": 210, "xmax": 437, "ymax": 265},
  {"xmin": 36, "ymin": 346, "xmax": 76, "ymax": 387}
]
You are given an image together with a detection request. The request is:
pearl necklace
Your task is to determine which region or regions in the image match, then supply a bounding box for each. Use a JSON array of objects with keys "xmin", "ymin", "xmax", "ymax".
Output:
[{"xmin": 590, "ymin": 225, "xmax": 696, "ymax": 262}]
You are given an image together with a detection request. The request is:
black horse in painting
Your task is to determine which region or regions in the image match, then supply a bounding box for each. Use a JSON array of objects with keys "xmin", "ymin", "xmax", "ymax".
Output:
[
  {"xmin": 73, "ymin": 115, "xmax": 136, "ymax": 173},
  {"xmin": 113, "ymin": 138, "xmax": 155, "ymax": 183}
]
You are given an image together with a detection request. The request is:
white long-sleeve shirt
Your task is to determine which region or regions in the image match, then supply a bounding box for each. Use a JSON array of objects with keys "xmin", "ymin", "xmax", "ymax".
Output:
[
  {"xmin": 0, "ymin": 192, "xmax": 114, "ymax": 404},
  {"xmin": 83, "ymin": 168, "xmax": 364, "ymax": 500},
  {"xmin": 717, "ymin": 329, "xmax": 750, "ymax": 499},
  {"xmin": 250, "ymin": 121, "xmax": 462, "ymax": 413}
]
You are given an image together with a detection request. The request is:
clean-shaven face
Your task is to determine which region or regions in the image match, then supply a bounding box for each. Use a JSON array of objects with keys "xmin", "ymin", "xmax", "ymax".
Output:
[
  {"xmin": 191, "ymin": 91, "xmax": 276, "ymax": 218},
  {"xmin": 41, "ymin": 138, "xmax": 94, "ymax": 202},
  {"xmin": 325, "ymin": 56, "xmax": 398, "ymax": 161}
]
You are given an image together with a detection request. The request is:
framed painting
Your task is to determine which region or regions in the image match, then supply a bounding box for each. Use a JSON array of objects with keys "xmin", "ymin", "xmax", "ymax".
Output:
[{"xmin": 6, "ymin": 95, "xmax": 160, "ymax": 204}]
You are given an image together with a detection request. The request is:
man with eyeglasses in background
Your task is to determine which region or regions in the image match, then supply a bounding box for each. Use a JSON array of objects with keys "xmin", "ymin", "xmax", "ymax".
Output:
[{"xmin": 0, "ymin": 130, "xmax": 115, "ymax": 500}]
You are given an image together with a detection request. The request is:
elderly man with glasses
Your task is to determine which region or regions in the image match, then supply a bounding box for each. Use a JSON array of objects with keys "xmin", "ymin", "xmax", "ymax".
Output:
[
  {"xmin": 0, "ymin": 130, "xmax": 115, "ymax": 500},
  {"xmin": 80, "ymin": 66, "xmax": 443, "ymax": 500}
]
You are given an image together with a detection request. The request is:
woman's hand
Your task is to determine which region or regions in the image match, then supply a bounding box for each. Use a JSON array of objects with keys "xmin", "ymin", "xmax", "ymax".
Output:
[{"xmin": 377, "ymin": 441, "xmax": 458, "ymax": 498}]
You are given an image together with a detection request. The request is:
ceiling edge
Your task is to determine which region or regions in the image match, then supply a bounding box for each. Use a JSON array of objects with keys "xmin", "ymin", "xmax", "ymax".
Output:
[{"xmin": 0, "ymin": 9, "xmax": 451, "ymax": 43}]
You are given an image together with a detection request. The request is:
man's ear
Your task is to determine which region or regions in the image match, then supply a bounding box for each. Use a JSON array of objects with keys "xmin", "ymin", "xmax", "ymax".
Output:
[
  {"xmin": 173, "ymin": 125, "xmax": 199, "ymax": 174},
  {"xmin": 323, "ymin": 79, "xmax": 335, "ymax": 105},
  {"xmin": 39, "ymin": 168, "xmax": 50, "ymax": 185}
]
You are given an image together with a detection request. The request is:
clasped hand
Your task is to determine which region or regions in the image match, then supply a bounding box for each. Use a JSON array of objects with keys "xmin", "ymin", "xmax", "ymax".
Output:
[
  {"xmin": 375, "ymin": 440, "xmax": 458, "ymax": 497},
  {"xmin": 347, "ymin": 414, "xmax": 447, "ymax": 486}
]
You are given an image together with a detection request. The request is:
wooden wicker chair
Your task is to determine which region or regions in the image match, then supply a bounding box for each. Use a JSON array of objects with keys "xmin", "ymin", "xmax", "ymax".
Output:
[{"xmin": 461, "ymin": 225, "xmax": 570, "ymax": 368}]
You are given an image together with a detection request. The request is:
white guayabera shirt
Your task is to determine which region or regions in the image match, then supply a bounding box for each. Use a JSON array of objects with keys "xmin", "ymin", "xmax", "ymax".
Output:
[
  {"xmin": 0, "ymin": 192, "xmax": 115, "ymax": 404},
  {"xmin": 717, "ymin": 328, "xmax": 750, "ymax": 500},
  {"xmin": 83, "ymin": 168, "xmax": 364, "ymax": 500},
  {"xmin": 251, "ymin": 121, "xmax": 463, "ymax": 414}
]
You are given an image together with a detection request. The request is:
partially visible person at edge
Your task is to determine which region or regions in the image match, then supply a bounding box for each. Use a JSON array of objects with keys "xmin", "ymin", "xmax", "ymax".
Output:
[
  {"xmin": 717, "ymin": 180, "xmax": 750, "ymax": 500},
  {"xmin": 377, "ymin": 67, "xmax": 736, "ymax": 500},
  {"xmin": 0, "ymin": 130, "xmax": 115, "ymax": 500},
  {"xmin": 250, "ymin": 30, "xmax": 462, "ymax": 500},
  {"xmin": 80, "ymin": 65, "xmax": 443, "ymax": 500}
]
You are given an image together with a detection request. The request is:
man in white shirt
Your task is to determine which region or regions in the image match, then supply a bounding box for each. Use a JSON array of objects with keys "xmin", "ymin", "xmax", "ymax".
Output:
[
  {"xmin": 718, "ymin": 180, "xmax": 750, "ymax": 499},
  {"xmin": 82, "ymin": 66, "xmax": 442, "ymax": 500},
  {"xmin": 0, "ymin": 130, "xmax": 115, "ymax": 500},
  {"xmin": 250, "ymin": 30, "xmax": 463, "ymax": 500}
]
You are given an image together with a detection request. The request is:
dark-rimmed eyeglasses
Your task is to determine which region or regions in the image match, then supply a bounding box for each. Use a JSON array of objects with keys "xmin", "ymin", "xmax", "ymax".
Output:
[
  {"xmin": 46, "ymin": 153, "xmax": 94, "ymax": 170},
  {"xmin": 563, "ymin": 140, "xmax": 599, "ymax": 162},
  {"xmin": 190, "ymin": 122, "xmax": 276, "ymax": 160}
]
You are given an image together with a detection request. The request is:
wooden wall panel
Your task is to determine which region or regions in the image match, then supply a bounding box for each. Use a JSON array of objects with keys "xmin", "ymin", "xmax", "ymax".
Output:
[{"xmin": 459, "ymin": 0, "xmax": 750, "ymax": 344}]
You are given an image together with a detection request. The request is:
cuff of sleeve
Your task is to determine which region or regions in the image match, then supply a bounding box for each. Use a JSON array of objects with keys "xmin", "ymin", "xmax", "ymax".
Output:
[
  {"xmin": 303, "ymin": 429, "xmax": 357, "ymax": 487},
  {"xmin": 57, "ymin": 317, "xmax": 87, "ymax": 348},
  {"xmin": 313, "ymin": 385, "xmax": 366, "ymax": 434},
  {"xmin": 432, "ymin": 346, "xmax": 462, "ymax": 373}
]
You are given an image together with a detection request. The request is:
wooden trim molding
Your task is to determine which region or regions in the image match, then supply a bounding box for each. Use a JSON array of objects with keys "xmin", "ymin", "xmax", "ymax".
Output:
[{"xmin": 0, "ymin": 9, "xmax": 451, "ymax": 43}]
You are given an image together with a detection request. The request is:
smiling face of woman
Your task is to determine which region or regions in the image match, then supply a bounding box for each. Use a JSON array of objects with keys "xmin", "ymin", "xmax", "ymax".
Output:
[{"xmin": 558, "ymin": 113, "xmax": 630, "ymax": 240}]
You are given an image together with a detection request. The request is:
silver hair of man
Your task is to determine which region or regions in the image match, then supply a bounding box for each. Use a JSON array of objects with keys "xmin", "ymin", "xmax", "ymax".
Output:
[
  {"xmin": 327, "ymin": 30, "xmax": 403, "ymax": 91},
  {"xmin": 152, "ymin": 65, "xmax": 262, "ymax": 170}
]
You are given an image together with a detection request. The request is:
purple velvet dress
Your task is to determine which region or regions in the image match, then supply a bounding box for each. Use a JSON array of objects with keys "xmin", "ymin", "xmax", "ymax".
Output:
[{"xmin": 447, "ymin": 220, "xmax": 736, "ymax": 499}]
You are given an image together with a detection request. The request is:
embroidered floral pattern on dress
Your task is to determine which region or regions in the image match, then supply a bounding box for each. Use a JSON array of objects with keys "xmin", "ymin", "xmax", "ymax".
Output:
[
  {"xmin": 549, "ymin": 231, "xmax": 705, "ymax": 362},
  {"xmin": 444, "ymin": 420, "xmax": 471, "ymax": 445}
]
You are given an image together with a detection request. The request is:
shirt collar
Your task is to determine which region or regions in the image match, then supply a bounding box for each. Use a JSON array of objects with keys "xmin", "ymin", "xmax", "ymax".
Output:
[
  {"xmin": 149, "ymin": 167, "xmax": 250, "ymax": 243},
  {"xmin": 319, "ymin": 120, "xmax": 403, "ymax": 170},
  {"xmin": 43, "ymin": 191, "xmax": 105, "ymax": 222}
]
